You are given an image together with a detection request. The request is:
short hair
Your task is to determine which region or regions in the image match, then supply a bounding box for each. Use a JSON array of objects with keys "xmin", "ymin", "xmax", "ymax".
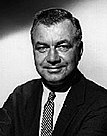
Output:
[{"xmin": 31, "ymin": 8, "xmax": 82, "ymax": 45}]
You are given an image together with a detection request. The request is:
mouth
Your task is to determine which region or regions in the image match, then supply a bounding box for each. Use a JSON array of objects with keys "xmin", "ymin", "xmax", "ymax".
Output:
[{"xmin": 44, "ymin": 65, "xmax": 66, "ymax": 73}]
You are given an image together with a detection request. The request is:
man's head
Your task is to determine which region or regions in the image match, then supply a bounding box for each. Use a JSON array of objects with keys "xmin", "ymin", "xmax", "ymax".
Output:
[{"xmin": 31, "ymin": 8, "xmax": 83, "ymax": 85}]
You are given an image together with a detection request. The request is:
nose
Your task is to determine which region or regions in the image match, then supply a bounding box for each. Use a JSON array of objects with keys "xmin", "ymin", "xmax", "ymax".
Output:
[{"xmin": 46, "ymin": 47, "xmax": 61, "ymax": 65}]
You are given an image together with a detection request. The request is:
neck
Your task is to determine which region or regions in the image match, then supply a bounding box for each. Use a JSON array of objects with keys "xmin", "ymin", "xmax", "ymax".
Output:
[{"xmin": 42, "ymin": 68, "xmax": 81, "ymax": 92}]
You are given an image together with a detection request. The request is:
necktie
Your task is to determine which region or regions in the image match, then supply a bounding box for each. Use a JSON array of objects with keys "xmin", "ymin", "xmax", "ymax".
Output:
[{"xmin": 40, "ymin": 91, "xmax": 56, "ymax": 136}]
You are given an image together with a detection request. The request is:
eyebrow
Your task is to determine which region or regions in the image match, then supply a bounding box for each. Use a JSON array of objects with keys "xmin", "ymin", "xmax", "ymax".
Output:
[
  {"xmin": 35, "ymin": 39, "xmax": 70, "ymax": 47},
  {"xmin": 35, "ymin": 41, "xmax": 49, "ymax": 46},
  {"xmin": 56, "ymin": 39, "xmax": 70, "ymax": 45}
]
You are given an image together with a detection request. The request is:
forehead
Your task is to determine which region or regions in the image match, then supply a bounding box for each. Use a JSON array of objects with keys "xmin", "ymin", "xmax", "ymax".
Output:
[{"xmin": 32, "ymin": 19, "xmax": 77, "ymax": 42}]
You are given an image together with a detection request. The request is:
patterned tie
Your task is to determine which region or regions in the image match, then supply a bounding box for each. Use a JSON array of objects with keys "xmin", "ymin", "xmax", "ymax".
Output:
[{"xmin": 40, "ymin": 91, "xmax": 56, "ymax": 136}]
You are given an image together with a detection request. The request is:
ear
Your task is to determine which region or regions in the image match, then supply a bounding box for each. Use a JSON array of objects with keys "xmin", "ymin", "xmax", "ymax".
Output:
[{"xmin": 78, "ymin": 41, "xmax": 83, "ymax": 61}]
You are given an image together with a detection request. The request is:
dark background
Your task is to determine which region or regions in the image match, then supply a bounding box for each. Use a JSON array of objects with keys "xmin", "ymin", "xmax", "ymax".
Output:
[{"xmin": 0, "ymin": 0, "xmax": 81, "ymax": 38}]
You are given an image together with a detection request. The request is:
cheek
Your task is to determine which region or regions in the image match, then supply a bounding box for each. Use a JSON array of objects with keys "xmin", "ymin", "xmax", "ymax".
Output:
[
  {"xmin": 34, "ymin": 52, "xmax": 45, "ymax": 65},
  {"xmin": 63, "ymin": 52, "xmax": 75, "ymax": 63},
  {"xmin": 63, "ymin": 51, "xmax": 78, "ymax": 67}
]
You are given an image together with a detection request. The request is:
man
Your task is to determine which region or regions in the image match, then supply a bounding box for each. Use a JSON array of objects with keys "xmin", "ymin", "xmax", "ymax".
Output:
[{"xmin": 0, "ymin": 8, "xmax": 107, "ymax": 136}]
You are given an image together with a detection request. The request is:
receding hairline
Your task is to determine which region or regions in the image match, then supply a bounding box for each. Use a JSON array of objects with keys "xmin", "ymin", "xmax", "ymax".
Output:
[
  {"xmin": 30, "ymin": 8, "xmax": 82, "ymax": 44},
  {"xmin": 32, "ymin": 18, "xmax": 76, "ymax": 34}
]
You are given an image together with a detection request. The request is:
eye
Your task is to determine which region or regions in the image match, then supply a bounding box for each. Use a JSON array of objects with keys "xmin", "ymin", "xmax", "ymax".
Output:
[
  {"xmin": 57, "ymin": 44, "xmax": 71, "ymax": 52},
  {"xmin": 35, "ymin": 45, "xmax": 49, "ymax": 53}
]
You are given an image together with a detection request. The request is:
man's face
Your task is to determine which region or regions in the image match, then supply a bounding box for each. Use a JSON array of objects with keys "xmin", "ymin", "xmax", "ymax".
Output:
[{"xmin": 32, "ymin": 19, "xmax": 81, "ymax": 85}]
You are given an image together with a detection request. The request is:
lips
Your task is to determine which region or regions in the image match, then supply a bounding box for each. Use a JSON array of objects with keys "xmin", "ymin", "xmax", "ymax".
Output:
[
  {"xmin": 47, "ymin": 68, "xmax": 62, "ymax": 73},
  {"xmin": 43, "ymin": 65, "xmax": 66, "ymax": 73},
  {"xmin": 43, "ymin": 65, "xmax": 65, "ymax": 69}
]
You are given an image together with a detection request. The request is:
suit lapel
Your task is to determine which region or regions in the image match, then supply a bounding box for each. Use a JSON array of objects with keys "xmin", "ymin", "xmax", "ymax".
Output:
[
  {"xmin": 53, "ymin": 88, "xmax": 78, "ymax": 136},
  {"xmin": 25, "ymin": 79, "xmax": 43, "ymax": 136},
  {"xmin": 53, "ymin": 71, "xmax": 86, "ymax": 136}
]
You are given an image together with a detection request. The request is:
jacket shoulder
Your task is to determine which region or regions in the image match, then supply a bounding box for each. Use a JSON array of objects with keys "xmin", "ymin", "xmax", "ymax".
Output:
[
  {"xmin": 3, "ymin": 79, "xmax": 43, "ymax": 109},
  {"xmin": 13, "ymin": 78, "xmax": 42, "ymax": 97},
  {"xmin": 85, "ymin": 78, "xmax": 107, "ymax": 95},
  {"xmin": 84, "ymin": 77, "xmax": 107, "ymax": 107}
]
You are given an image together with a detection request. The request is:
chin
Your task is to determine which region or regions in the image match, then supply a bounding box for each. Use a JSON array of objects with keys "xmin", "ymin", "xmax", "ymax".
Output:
[
  {"xmin": 42, "ymin": 74, "xmax": 67, "ymax": 85},
  {"xmin": 46, "ymin": 77, "xmax": 62, "ymax": 82}
]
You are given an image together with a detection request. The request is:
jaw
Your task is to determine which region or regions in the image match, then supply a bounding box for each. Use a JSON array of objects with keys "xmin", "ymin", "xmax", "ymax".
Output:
[
  {"xmin": 37, "ymin": 63, "xmax": 77, "ymax": 83},
  {"xmin": 38, "ymin": 67, "xmax": 68, "ymax": 85},
  {"xmin": 41, "ymin": 68, "xmax": 78, "ymax": 92},
  {"xmin": 41, "ymin": 70, "xmax": 78, "ymax": 92}
]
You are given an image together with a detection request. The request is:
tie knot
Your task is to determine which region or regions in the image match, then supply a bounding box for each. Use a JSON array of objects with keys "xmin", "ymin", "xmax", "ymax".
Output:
[{"xmin": 48, "ymin": 91, "xmax": 56, "ymax": 101}]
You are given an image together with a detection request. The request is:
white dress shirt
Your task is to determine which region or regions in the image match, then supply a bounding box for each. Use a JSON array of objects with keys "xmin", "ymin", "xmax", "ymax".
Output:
[{"xmin": 39, "ymin": 83, "xmax": 70, "ymax": 135}]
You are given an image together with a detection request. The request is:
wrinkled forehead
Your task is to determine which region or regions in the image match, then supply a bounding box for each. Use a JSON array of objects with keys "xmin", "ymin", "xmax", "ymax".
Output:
[{"xmin": 32, "ymin": 19, "xmax": 77, "ymax": 38}]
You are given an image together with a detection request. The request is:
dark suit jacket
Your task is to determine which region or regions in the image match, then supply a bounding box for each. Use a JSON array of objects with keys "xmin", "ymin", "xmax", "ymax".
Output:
[{"xmin": 0, "ymin": 70, "xmax": 107, "ymax": 136}]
